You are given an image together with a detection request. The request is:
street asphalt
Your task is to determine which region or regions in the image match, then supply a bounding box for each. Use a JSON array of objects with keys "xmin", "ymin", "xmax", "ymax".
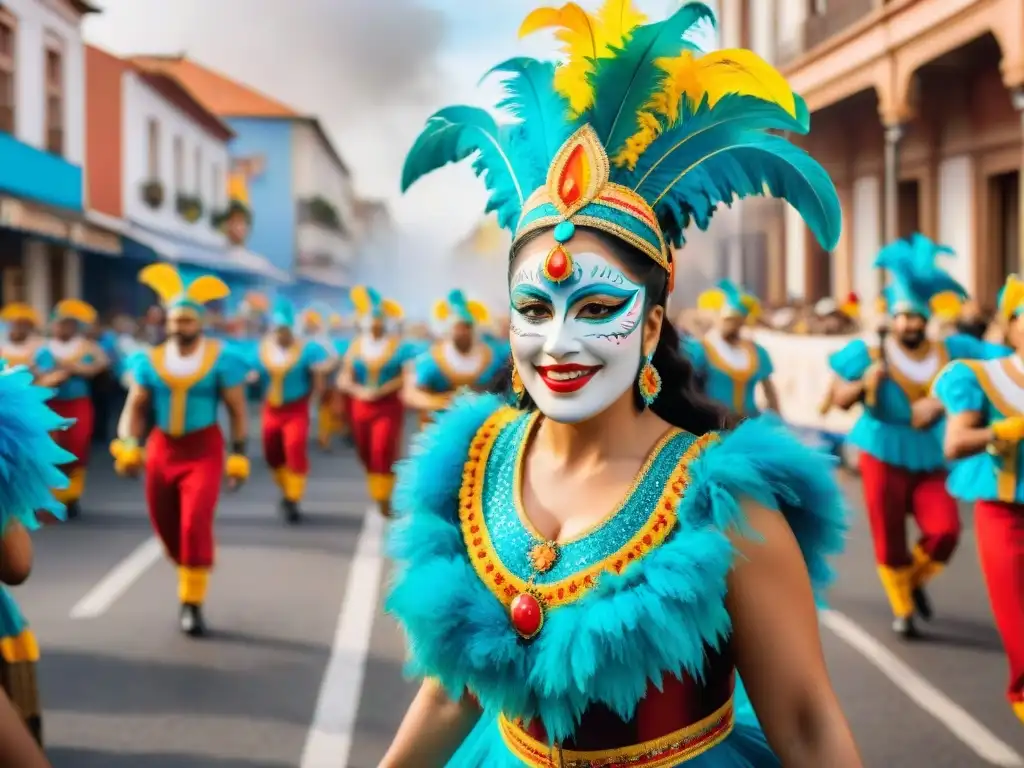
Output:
[{"xmin": 9, "ymin": 423, "xmax": 1024, "ymax": 767}]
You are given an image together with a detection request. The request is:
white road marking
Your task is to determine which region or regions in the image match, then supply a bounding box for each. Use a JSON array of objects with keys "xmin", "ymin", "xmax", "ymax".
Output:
[
  {"xmin": 822, "ymin": 609, "xmax": 1024, "ymax": 766},
  {"xmin": 69, "ymin": 536, "xmax": 163, "ymax": 619},
  {"xmin": 300, "ymin": 507, "xmax": 386, "ymax": 768}
]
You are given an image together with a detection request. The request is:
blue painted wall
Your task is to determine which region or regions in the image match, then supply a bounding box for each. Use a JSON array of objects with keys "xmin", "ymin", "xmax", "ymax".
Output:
[
  {"xmin": 225, "ymin": 118, "xmax": 295, "ymax": 274},
  {"xmin": 0, "ymin": 134, "xmax": 83, "ymax": 211}
]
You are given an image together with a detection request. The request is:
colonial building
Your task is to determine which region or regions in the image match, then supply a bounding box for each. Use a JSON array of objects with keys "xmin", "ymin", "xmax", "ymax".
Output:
[
  {"xmin": 0, "ymin": 0, "xmax": 119, "ymax": 315},
  {"xmin": 721, "ymin": 0, "xmax": 1024, "ymax": 312},
  {"xmin": 126, "ymin": 55, "xmax": 364, "ymax": 304}
]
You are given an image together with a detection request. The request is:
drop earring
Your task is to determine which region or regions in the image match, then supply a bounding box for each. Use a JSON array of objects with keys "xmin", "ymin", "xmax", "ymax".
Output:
[
  {"xmin": 511, "ymin": 360, "xmax": 525, "ymax": 404},
  {"xmin": 638, "ymin": 353, "xmax": 662, "ymax": 408}
]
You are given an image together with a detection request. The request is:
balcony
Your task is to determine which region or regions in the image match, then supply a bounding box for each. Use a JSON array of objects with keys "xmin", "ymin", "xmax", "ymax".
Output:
[
  {"xmin": 0, "ymin": 132, "xmax": 83, "ymax": 211},
  {"xmin": 777, "ymin": 0, "xmax": 879, "ymax": 66}
]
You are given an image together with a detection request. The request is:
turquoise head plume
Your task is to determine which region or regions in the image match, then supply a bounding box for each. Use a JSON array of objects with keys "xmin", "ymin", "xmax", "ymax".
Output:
[
  {"xmin": 697, "ymin": 279, "xmax": 761, "ymax": 320},
  {"xmin": 875, "ymin": 234, "xmax": 965, "ymax": 318},
  {"xmin": 270, "ymin": 297, "xmax": 296, "ymax": 330},
  {"xmin": 401, "ymin": 0, "xmax": 841, "ymax": 292},
  {"xmin": 350, "ymin": 285, "xmax": 403, "ymax": 322}
]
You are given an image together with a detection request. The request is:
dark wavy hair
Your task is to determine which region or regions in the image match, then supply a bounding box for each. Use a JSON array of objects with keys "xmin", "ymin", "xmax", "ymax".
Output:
[{"xmin": 504, "ymin": 227, "xmax": 732, "ymax": 436}]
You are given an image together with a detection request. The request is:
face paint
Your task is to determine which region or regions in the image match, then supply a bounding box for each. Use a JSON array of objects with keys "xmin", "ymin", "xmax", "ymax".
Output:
[{"xmin": 509, "ymin": 250, "xmax": 645, "ymax": 423}]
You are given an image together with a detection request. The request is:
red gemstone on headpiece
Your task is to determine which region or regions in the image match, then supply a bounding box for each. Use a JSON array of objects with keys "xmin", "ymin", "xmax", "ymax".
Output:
[
  {"xmin": 546, "ymin": 246, "xmax": 569, "ymax": 280},
  {"xmin": 510, "ymin": 593, "xmax": 543, "ymax": 638}
]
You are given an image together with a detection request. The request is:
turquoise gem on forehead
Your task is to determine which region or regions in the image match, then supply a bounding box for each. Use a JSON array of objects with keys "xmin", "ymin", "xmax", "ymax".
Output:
[{"xmin": 553, "ymin": 220, "xmax": 575, "ymax": 243}]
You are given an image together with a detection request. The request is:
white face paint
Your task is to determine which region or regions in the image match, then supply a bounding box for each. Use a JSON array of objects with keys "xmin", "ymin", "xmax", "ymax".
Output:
[{"xmin": 509, "ymin": 250, "xmax": 646, "ymax": 423}]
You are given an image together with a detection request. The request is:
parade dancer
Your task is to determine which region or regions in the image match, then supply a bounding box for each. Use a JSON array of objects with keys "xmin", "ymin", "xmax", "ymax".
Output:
[
  {"xmin": 405, "ymin": 290, "xmax": 503, "ymax": 426},
  {"xmin": 684, "ymin": 279, "xmax": 778, "ymax": 415},
  {"xmin": 301, "ymin": 307, "xmax": 341, "ymax": 451},
  {"xmin": 46, "ymin": 300, "xmax": 110, "ymax": 518},
  {"xmin": 114, "ymin": 264, "xmax": 250, "ymax": 637},
  {"xmin": 254, "ymin": 298, "xmax": 328, "ymax": 523},
  {"xmin": 0, "ymin": 304, "xmax": 58, "ymax": 386},
  {"xmin": 0, "ymin": 363, "xmax": 75, "ymax": 747},
  {"xmin": 933, "ymin": 274, "xmax": 1024, "ymax": 724},
  {"xmin": 827, "ymin": 234, "xmax": 1007, "ymax": 638},
  {"xmin": 338, "ymin": 286, "xmax": 410, "ymax": 517},
  {"xmin": 385, "ymin": 2, "xmax": 863, "ymax": 763}
]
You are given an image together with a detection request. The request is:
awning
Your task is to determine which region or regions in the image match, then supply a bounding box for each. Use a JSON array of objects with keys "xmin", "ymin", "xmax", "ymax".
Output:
[
  {"xmin": 226, "ymin": 247, "xmax": 291, "ymax": 283},
  {"xmin": 0, "ymin": 196, "xmax": 122, "ymax": 255},
  {"xmin": 295, "ymin": 264, "xmax": 349, "ymax": 288}
]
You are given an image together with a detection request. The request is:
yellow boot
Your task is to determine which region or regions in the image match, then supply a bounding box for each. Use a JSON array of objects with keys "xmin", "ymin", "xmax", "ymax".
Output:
[
  {"xmin": 177, "ymin": 566, "xmax": 209, "ymax": 637},
  {"xmin": 877, "ymin": 565, "xmax": 918, "ymax": 638},
  {"xmin": 51, "ymin": 467, "xmax": 85, "ymax": 518},
  {"xmin": 279, "ymin": 469, "xmax": 305, "ymax": 524},
  {"xmin": 909, "ymin": 545, "xmax": 943, "ymax": 622},
  {"xmin": 1012, "ymin": 700, "xmax": 1024, "ymax": 725},
  {"xmin": 367, "ymin": 473, "xmax": 395, "ymax": 518}
]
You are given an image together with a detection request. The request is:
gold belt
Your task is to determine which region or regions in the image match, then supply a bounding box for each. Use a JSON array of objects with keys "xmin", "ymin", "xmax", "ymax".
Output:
[{"xmin": 498, "ymin": 697, "xmax": 734, "ymax": 768}]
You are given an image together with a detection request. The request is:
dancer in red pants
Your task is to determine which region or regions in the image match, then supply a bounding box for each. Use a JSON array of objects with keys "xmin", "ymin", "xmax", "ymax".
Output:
[
  {"xmin": 934, "ymin": 273, "xmax": 1024, "ymax": 725},
  {"xmin": 114, "ymin": 265, "xmax": 250, "ymax": 637},
  {"xmin": 45, "ymin": 300, "xmax": 109, "ymax": 518},
  {"xmin": 254, "ymin": 298, "xmax": 327, "ymax": 523},
  {"xmin": 338, "ymin": 286, "xmax": 411, "ymax": 517}
]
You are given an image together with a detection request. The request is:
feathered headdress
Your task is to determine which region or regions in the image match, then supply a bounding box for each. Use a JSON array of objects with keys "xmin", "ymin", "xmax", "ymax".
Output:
[
  {"xmin": 999, "ymin": 275, "xmax": 1024, "ymax": 321},
  {"xmin": 839, "ymin": 291, "xmax": 859, "ymax": 319},
  {"xmin": 350, "ymin": 286, "xmax": 403, "ymax": 321},
  {"xmin": 874, "ymin": 234, "xmax": 965, "ymax": 318},
  {"xmin": 139, "ymin": 263, "xmax": 230, "ymax": 316},
  {"xmin": 53, "ymin": 299, "xmax": 98, "ymax": 325},
  {"xmin": 401, "ymin": 0, "xmax": 840, "ymax": 292},
  {"xmin": 697, "ymin": 279, "xmax": 760, "ymax": 321},
  {"xmin": 0, "ymin": 303, "xmax": 41, "ymax": 327},
  {"xmin": 270, "ymin": 296, "xmax": 296, "ymax": 329},
  {"xmin": 433, "ymin": 289, "xmax": 490, "ymax": 325}
]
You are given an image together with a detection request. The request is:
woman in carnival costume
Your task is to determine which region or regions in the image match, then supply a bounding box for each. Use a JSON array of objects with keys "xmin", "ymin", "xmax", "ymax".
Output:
[
  {"xmin": 405, "ymin": 290, "xmax": 505, "ymax": 427},
  {"xmin": 113, "ymin": 264, "xmax": 250, "ymax": 637},
  {"xmin": 45, "ymin": 299, "xmax": 110, "ymax": 519},
  {"xmin": 0, "ymin": 363, "xmax": 75, "ymax": 749},
  {"xmin": 253, "ymin": 297, "xmax": 328, "ymax": 524},
  {"xmin": 383, "ymin": 2, "xmax": 862, "ymax": 765},
  {"xmin": 684, "ymin": 280, "xmax": 778, "ymax": 416},
  {"xmin": 826, "ymin": 234, "xmax": 1009, "ymax": 639},
  {"xmin": 338, "ymin": 286, "xmax": 413, "ymax": 518},
  {"xmin": 933, "ymin": 274, "xmax": 1024, "ymax": 725}
]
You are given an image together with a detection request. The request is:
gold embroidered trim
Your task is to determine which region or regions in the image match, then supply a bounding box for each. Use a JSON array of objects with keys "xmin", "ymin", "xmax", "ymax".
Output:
[
  {"xmin": 150, "ymin": 340, "xmax": 222, "ymax": 436},
  {"xmin": 961, "ymin": 360, "xmax": 1021, "ymax": 503},
  {"xmin": 701, "ymin": 338, "xmax": 758, "ymax": 413},
  {"xmin": 260, "ymin": 339, "xmax": 303, "ymax": 407},
  {"xmin": 431, "ymin": 342, "xmax": 494, "ymax": 390},
  {"xmin": 459, "ymin": 409, "xmax": 719, "ymax": 608},
  {"xmin": 352, "ymin": 336, "xmax": 401, "ymax": 388}
]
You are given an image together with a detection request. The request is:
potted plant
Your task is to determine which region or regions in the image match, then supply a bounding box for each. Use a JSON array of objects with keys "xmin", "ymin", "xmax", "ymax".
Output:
[
  {"xmin": 141, "ymin": 180, "xmax": 164, "ymax": 209},
  {"xmin": 176, "ymin": 193, "xmax": 204, "ymax": 224}
]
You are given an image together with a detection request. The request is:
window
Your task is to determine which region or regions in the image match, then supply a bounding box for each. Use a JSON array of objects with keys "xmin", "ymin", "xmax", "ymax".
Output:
[
  {"xmin": 173, "ymin": 136, "xmax": 183, "ymax": 191},
  {"xmin": 44, "ymin": 46, "xmax": 63, "ymax": 154},
  {"xmin": 147, "ymin": 118, "xmax": 160, "ymax": 178},
  {"xmin": 194, "ymin": 146, "xmax": 202, "ymax": 196},
  {"xmin": 0, "ymin": 9, "xmax": 15, "ymax": 135}
]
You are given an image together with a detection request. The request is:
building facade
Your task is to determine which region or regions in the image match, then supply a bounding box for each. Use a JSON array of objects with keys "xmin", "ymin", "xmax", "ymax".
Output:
[{"xmin": 0, "ymin": 0, "xmax": 119, "ymax": 315}]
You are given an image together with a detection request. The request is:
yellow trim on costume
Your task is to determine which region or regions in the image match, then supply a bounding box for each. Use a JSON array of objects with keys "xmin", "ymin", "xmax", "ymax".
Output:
[
  {"xmin": 178, "ymin": 566, "xmax": 209, "ymax": 605},
  {"xmin": 959, "ymin": 360, "xmax": 1022, "ymax": 502},
  {"xmin": 259, "ymin": 339, "xmax": 304, "ymax": 407},
  {"xmin": 351, "ymin": 336, "xmax": 400, "ymax": 388},
  {"xmin": 367, "ymin": 472, "xmax": 395, "ymax": 502},
  {"xmin": 498, "ymin": 697, "xmax": 735, "ymax": 768},
  {"xmin": 281, "ymin": 469, "xmax": 306, "ymax": 502},
  {"xmin": 461, "ymin": 408, "xmax": 718, "ymax": 608},
  {"xmin": 150, "ymin": 340, "xmax": 222, "ymax": 436},
  {"xmin": 0, "ymin": 629, "xmax": 39, "ymax": 663},
  {"xmin": 701, "ymin": 338, "xmax": 757, "ymax": 413},
  {"xmin": 0, "ymin": 341, "xmax": 40, "ymax": 368},
  {"xmin": 430, "ymin": 342, "xmax": 494, "ymax": 390},
  {"xmin": 866, "ymin": 342, "xmax": 948, "ymax": 405},
  {"xmin": 910, "ymin": 544, "xmax": 943, "ymax": 589},
  {"xmin": 877, "ymin": 565, "xmax": 914, "ymax": 619}
]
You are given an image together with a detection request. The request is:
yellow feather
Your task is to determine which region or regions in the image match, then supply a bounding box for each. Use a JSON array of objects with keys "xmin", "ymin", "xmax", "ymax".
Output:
[
  {"xmin": 185, "ymin": 275, "xmax": 230, "ymax": 305},
  {"xmin": 613, "ymin": 48, "xmax": 797, "ymax": 169},
  {"xmin": 350, "ymin": 286, "xmax": 371, "ymax": 317},
  {"xmin": 697, "ymin": 289, "xmax": 724, "ymax": 311},
  {"xmin": 0, "ymin": 303, "xmax": 40, "ymax": 325},
  {"xmin": 1001, "ymin": 275, "xmax": 1024, "ymax": 320},
  {"xmin": 433, "ymin": 300, "xmax": 450, "ymax": 322},
  {"xmin": 466, "ymin": 300, "xmax": 490, "ymax": 325},
  {"xmin": 304, "ymin": 310, "xmax": 323, "ymax": 327},
  {"xmin": 930, "ymin": 291, "xmax": 963, "ymax": 321},
  {"xmin": 740, "ymin": 295, "xmax": 762, "ymax": 324},
  {"xmin": 54, "ymin": 299, "xmax": 98, "ymax": 325},
  {"xmin": 381, "ymin": 299, "xmax": 404, "ymax": 320},
  {"xmin": 138, "ymin": 264, "xmax": 185, "ymax": 304}
]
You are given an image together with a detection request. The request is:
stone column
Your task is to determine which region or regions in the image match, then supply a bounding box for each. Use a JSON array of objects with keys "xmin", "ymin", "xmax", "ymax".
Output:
[
  {"xmin": 881, "ymin": 122, "xmax": 904, "ymax": 294},
  {"xmin": 1012, "ymin": 87, "xmax": 1024, "ymax": 275}
]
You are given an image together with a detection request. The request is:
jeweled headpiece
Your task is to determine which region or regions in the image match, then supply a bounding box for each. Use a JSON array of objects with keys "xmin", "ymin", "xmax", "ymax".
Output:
[
  {"xmin": 874, "ymin": 234, "xmax": 966, "ymax": 319},
  {"xmin": 401, "ymin": 0, "xmax": 842, "ymax": 291},
  {"xmin": 139, "ymin": 264, "xmax": 230, "ymax": 318}
]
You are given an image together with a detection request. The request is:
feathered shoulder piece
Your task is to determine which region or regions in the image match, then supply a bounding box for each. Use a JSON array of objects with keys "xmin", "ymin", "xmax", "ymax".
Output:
[
  {"xmin": 874, "ymin": 233, "xmax": 965, "ymax": 316},
  {"xmin": 0, "ymin": 364, "xmax": 76, "ymax": 529},
  {"xmin": 401, "ymin": 0, "xmax": 840, "ymax": 292}
]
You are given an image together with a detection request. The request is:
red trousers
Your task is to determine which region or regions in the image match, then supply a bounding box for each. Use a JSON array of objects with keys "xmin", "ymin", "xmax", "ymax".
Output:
[
  {"xmin": 261, "ymin": 397, "xmax": 310, "ymax": 474},
  {"xmin": 859, "ymin": 452, "xmax": 961, "ymax": 568},
  {"xmin": 144, "ymin": 425, "xmax": 224, "ymax": 568},
  {"xmin": 975, "ymin": 500, "xmax": 1024, "ymax": 709},
  {"xmin": 50, "ymin": 397, "xmax": 93, "ymax": 471},
  {"xmin": 350, "ymin": 394, "xmax": 403, "ymax": 475}
]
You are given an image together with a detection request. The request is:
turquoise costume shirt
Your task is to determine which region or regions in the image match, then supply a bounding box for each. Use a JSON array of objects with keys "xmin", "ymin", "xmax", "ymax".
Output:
[
  {"xmin": 934, "ymin": 356, "xmax": 1024, "ymax": 503},
  {"xmin": 829, "ymin": 334, "xmax": 1008, "ymax": 472},
  {"xmin": 681, "ymin": 334, "xmax": 773, "ymax": 415},
  {"xmin": 255, "ymin": 339, "xmax": 328, "ymax": 406},
  {"xmin": 0, "ymin": 343, "xmax": 54, "ymax": 374},
  {"xmin": 413, "ymin": 341, "xmax": 504, "ymax": 393},
  {"xmin": 132, "ymin": 339, "xmax": 248, "ymax": 436},
  {"xmin": 347, "ymin": 336, "xmax": 413, "ymax": 389},
  {"xmin": 332, "ymin": 335, "xmax": 352, "ymax": 358},
  {"xmin": 48, "ymin": 340, "xmax": 99, "ymax": 400}
]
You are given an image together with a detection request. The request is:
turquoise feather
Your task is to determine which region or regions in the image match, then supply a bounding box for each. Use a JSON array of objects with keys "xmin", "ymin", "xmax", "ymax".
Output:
[
  {"xmin": 270, "ymin": 296, "xmax": 295, "ymax": 328},
  {"xmin": 585, "ymin": 2, "xmax": 713, "ymax": 157},
  {"xmin": 716, "ymin": 279, "xmax": 749, "ymax": 313},
  {"xmin": 876, "ymin": 233, "xmax": 965, "ymax": 311}
]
